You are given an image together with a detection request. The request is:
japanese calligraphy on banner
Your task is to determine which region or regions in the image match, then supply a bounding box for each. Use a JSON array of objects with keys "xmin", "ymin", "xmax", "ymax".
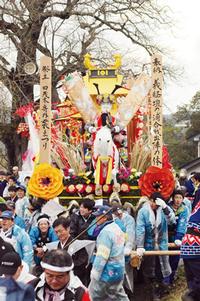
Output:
[
  {"xmin": 39, "ymin": 56, "xmax": 52, "ymax": 164},
  {"xmin": 147, "ymin": 93, "xmax": 152, "ymax": 145},
  {"xmin": 150, "ymin": 54, "xmax": 163, "ymax": 167}
]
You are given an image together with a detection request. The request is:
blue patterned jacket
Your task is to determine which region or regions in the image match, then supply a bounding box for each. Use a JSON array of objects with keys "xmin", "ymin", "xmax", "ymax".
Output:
[
  {"xmin": 91, "ymin": 221, "xmax": 125, "ymax": 283},
  {"xmin": 136, "ymin": 202, "xmax": 175, "ymax": 250},
  {"xmin": 168, "ymin": 201, "xmax": 189, "ymax": 242},
  {"xmin": 12, "ymin": 224, "xmax": 33, "ymax": 266}
]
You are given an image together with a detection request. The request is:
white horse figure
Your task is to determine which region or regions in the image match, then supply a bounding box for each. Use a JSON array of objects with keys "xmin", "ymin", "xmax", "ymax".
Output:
[{"xmin": 93, "ymin": 126, "xmax": 119, "ymax": 185}]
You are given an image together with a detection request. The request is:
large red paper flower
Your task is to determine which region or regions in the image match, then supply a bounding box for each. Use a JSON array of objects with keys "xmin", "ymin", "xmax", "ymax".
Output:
[{"xmin": 138, "ymin": 166, "xmax": 175, "ymax": 199}]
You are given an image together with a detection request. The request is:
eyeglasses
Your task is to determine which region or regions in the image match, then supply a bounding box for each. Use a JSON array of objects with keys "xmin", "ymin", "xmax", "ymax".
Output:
[{"xmin": 45, "ymin": 272, "xmax": 69, "ymax": 280}]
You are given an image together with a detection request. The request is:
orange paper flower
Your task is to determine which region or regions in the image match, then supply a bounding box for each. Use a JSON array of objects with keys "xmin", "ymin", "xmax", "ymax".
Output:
[
  {"xmin": 138, "ymin": 166, "xmax": 175, "ymax": 199},
  {"xmin": 28, "ymin": 163, "xmax": 64, "ymax": 200}
]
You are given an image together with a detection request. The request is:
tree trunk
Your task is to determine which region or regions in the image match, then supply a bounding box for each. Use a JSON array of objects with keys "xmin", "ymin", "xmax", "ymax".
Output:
[{"xmin": 2, "ymin": 121, "xmax": 28, "ymax": 169}]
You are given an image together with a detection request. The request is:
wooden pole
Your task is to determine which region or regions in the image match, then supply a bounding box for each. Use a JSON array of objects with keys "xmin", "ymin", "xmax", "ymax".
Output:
[
  {"xmin": 150, "ymin": 54, "xmax": 163, "ymax": 167},
  {"xmin": 130, "ymin": 249, "xmax": 180, "ymax": 268},
  {"xmin": 131, "ymin": 250, "xmax": 180, "ymax": 256},
  {"xmin": 39, "ymin": 56, "xmax": 52, "ymax": 164}
]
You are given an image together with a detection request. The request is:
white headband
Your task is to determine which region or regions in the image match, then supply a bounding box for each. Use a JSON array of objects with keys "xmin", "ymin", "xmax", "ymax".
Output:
[
  {"xmin": 37, "ymin": 218, "xmax": 49, "ymax": 225},
  {"xmin": 41, "ymin": 262, "xmax": 74, "ymax": 272}
]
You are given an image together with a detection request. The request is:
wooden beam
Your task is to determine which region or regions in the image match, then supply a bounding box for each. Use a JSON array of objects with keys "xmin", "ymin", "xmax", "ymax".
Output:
[{"xmin": 131, "ymin": 250, "xmax": 180, "ymax": 256}]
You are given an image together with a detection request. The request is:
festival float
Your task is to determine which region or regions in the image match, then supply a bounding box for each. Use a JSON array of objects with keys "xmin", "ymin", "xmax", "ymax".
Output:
[{"xmin": 15, "ymin": 53, "xmax": 175, "ymax": 205}]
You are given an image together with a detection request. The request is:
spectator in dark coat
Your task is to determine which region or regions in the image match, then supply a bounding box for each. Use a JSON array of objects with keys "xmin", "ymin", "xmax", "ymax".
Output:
[
  {"xmin": 0, "ymin": 171, "xmax": 7, "ymax": 197},
  {"xmin": 0, "ymin": 236, "xmax": 15, "ymax": 266},
  {"xmin": 178, "ymin": 169, "xmax": 188, "ymax": 188},
  {"xmin": 0, "ymin": 251, "xmax": 36, "ymax": 284},
  {"xmin": 7, "ymin": 185, "xmax": 18, "ymax": 203},
  {"xmin": 0, "ymin": 277, "xmax": 35, "ymax": 301},
  {"xmin": 70, "ymin": 199, "xmax": 95, "ymax": 240},
  {"xmin": 185, "ymin": 173, "xmax": 196, "ymax": 198},
  {"xmin": 3, "ymin": 176, "xmax": 17, "ymax": 198},
  {"xmin": 192, "ymin": 173, "xmax": 200, "ymax": 210},
  {"xmin": 12, "ymin": 166, "xmax": 20, "ymax": 182},
  {"xmin": 0, "ymin": 251, "xmax": 35, "ymax": 300}
]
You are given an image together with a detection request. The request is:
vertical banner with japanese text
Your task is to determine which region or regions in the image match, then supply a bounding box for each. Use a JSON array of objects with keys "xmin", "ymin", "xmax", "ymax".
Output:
[
  {"xmin": 39, "ymin": 56, "xmax": 52, "ymax": 164},
  {"xmin": 147, "ymin": 93, "xmax": 152, "ymax": 145},
  {"xmin": 151, "ymin": 54, "xmax": 163, "ymax": 167}
]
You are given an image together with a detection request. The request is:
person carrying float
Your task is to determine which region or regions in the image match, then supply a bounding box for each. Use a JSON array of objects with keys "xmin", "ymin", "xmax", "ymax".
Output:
[{"xmin": 163, "ymin": 189, "xmax": 189, "ymax": 285}]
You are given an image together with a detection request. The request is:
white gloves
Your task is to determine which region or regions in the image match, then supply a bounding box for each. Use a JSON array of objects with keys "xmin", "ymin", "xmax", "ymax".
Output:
[
  {"xmin": 155, "ymin": 198, "xmax": 167, "ymax": 209},
  {"xmin": 124, "ymin": 247, "xmax": 132, "ymax": 256},
  {"xmin": 174, "ymin": 239, "xmax": 182, "ymax": 247},
  {"xmin": 42, "ymin": 245, "xmax": 47, "ymax": 252},
  {"xmin": 136, "ymin": 248, "xmax": 145, "ymax": 257}
]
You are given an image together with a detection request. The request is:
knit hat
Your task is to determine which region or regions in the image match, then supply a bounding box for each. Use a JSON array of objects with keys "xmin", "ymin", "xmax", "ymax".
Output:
[
  {"xmin": 0, "ymin": 252, "xmax": 21, "ymax": 275},
  {"xmin": 37, "ymin": 213, "xmax": 50, "ymax": 225}
]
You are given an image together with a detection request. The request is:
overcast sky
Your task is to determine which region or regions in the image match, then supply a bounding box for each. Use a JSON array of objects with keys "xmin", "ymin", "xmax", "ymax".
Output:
[{"xmin": 163, "ymin": 0, "xmax": 200, "ymax": 113}]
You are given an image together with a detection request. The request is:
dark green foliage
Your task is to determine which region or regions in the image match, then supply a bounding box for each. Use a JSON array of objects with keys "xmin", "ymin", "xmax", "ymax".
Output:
[{"xmin": 164, "ymin": 90, "xmax": 200, "ymax": 169}]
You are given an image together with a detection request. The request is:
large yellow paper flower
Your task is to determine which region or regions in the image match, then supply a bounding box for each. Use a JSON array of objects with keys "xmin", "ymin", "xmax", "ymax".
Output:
[{"xmin": 28, "ymin": 163, "xmax": 64, "ymax": 200}]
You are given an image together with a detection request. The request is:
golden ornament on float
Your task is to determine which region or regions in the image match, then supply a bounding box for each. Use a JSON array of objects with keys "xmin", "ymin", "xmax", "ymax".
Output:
[{"xmin": 28, "ymin": 163, "xmax": 64, "ymax": 200}]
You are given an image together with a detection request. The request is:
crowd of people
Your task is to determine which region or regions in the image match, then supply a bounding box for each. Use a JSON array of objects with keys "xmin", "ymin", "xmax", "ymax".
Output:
[{"xmin": 0, "ymin": 167, "xmax": 199, "ymax": 301}]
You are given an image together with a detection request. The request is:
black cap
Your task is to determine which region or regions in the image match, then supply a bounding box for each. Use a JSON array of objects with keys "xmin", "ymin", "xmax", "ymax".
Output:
[{"xmin": 0, "ymin": 252, "xmax": 22, "ymax": 275}]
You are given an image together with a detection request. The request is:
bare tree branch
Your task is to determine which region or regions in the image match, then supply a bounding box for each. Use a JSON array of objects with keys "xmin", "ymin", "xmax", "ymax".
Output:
[{"xmin": 0, "ymin": 0, "xmax": 179, "ymax": 166}]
